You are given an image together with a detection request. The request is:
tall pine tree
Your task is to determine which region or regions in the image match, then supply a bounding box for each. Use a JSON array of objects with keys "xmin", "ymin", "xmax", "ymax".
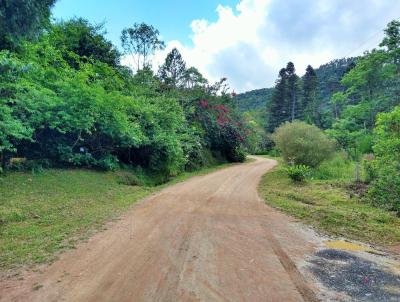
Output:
[
  {"xmin": 267, "ymin": 62, "xmax": 302, "ymax": 132},
  {"xmin": 158, "ymin": 48, "xmax": 187, "ymax": 89},
  {"xmin": 267, "ymin": 68, "xmax": 289, "ymax": 132},
  {"xmin": 302, "ymin": 65, "xmax": 321, "ymax": 125},
  {"xmin": 286, "ymin": 62, "xmax": 301, "ymax": 121}
]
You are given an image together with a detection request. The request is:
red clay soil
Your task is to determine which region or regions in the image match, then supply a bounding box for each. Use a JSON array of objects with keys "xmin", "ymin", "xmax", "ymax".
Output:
[{"xmin": 0, "ymin": 157, "xmax": 321, "ymax": 302}]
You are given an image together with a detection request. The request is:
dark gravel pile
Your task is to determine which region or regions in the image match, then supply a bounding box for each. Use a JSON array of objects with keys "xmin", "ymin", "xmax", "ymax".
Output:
[{"xmin": 309, "ymin": 249, "xmax": 400, "ymax": 301}]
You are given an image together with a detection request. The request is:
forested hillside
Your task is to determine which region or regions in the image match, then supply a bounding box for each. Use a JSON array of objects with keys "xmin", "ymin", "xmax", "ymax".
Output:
[
  {"xmin": 315, "ymin": 58, "xmax": 357, "ymax": 102},
  {"xmin": 0, "ymin": 2, "xmax": 249, "ymax": 180},
  {"xmin": 234, "ymin": 57, "xmax": 356, "ymax": 125},
  {"xmin": 233, "ymin": 88, "xmax": 273, "ymax": 112}
]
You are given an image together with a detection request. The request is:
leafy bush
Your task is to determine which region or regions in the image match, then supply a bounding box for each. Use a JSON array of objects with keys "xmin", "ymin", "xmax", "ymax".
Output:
[
  {"xmin": 230, "ymin": 147, "xmax": 246, "ymax": 162},
  {"xmin": 362, "ymin": 154, "xmax": 376, "ymax": 183},
  {"xmin": 286, "ymin": 165, "xmax": 310, "ymax": 182},
  {"xmin": 194, "ymin": 98, "xmax": 248, "ymax": 163},
  {"xmin": 368, "ymin": 106, "xmax": 400, "ymax": 212},
  {"xmin": 368, "ymin": 163, "xmax": 400, "ymax": 212},
  {"xmin": 273, "ymin": 121, "xmax": 335, "ymax": 167},
  {"xmin": 96, "ymin": 155, "xmax": 119, "ymax": 171}
]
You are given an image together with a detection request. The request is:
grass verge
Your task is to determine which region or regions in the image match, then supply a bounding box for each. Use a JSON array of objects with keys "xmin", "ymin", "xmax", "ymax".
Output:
[
  {"xmin": 258, "ymin": 158, "xmax": 400, "ymax": 247},
  {"xmin": 0, "ymin": 162, "xmax": 233, "ymax": 270}
]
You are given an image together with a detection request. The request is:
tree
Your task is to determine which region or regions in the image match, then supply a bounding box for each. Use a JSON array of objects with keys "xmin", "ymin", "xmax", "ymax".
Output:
[
  {"xmin": 49, "ymin": 18, "xmax": 120, "ymax": 68},
  {"xmin": 302, "ymin": 65, "xmax": 320, "ymax": 125},
  {"xmin": 121, "ymin": 23, "xmax": 165, "ymax": 70},
  {"xmin": 380, "ymin": 19, "xmax": 400, "ymax": 74},
  {"xmin": 267, "ymin": 68, "xmax": 288, "ymax": 132},
  {"xmin": 380, "ymin": 20, "xmax": 400, "ymax": 52},
  {"xmin": 158, "ymin": 48, "xmax": 187, "ymax": 88},
  {"xmin": 183, "ymin": 67, "xmax": 207, "ymax": 89},
  {"xmin": 286, "ymin": 62, "xmax": 300, "ymax": 121},
  {"xmin": 0, "ymin": 0, "xmax": 57, "ymax": 50}
]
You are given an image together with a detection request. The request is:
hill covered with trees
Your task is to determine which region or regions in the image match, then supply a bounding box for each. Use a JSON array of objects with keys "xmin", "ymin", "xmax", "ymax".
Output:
[
  {"xmin": 233, "ymin": 87, "xmax": 273, "ymax": 112},
  {"xmin": 234, "ymin": 57, "xmax": 357, "ymax": 120}
]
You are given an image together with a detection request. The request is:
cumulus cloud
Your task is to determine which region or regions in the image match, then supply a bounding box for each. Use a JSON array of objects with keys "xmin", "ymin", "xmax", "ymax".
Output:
[{"xmin": 125, "ymin": 0, "xmax": 400, "ymax": 92}]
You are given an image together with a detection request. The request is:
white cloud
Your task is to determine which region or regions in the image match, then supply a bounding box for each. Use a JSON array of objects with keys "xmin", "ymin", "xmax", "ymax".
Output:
[{"xmin": 124, "ymin": 0, "xmax": 400, "ymax": 92}]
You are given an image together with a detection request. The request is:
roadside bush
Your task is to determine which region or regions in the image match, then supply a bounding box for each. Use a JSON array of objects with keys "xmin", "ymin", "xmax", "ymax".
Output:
[
  {"xmin": 368, "ymin": 163, "xmax": 400, "ymax": 212},
  {"xmin": 368, "ymin": 106, "xmax": 400, "ymax": 212},
  {"xmin": 286, "ymin": 165, "xmax": 310, "ymax": 182},
  {"xmin": 273, "ymin": 121, "xmax": 335, "ymax": 167},
  {"xmin": 96, "ymin": 154, "xmax": 119, "ymax": 171},
  {"xmin": 194, "ymin": 98, "xmax": 247, "ymax": 163},
  {"xmin": 362, "ymin": 154, "xmax": 376, "ymax": 183},
  {"xmin": 230, "ymin": 147, "xmax": 246, "ymax": 162}
]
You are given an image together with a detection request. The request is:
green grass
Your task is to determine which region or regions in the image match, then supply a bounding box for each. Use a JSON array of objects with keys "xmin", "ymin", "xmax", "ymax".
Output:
[
  {"xmin": 0, "ymin": 162, "xmax": 233, "ymax": 270},
  {"xmin": 258, "ymin": 158, "xmax": 400, "ymax": 246}
]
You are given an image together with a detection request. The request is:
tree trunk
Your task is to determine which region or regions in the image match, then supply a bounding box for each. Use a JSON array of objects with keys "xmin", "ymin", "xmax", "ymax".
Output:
[{"xmin": 291, "ymin": 90, "xmax": 296, "ymax": 121}]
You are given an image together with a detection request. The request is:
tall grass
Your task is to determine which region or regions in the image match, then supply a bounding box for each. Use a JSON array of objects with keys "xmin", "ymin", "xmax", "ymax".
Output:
[{"xmin": 310, "ymin": 152, "xmax": 355, "ymax": 181}]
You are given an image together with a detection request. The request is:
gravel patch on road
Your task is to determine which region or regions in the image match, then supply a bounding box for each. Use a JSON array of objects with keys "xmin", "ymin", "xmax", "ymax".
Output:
[{"xmin": 309, "ymin": 248, "xmax": 400, "ymax": 301}]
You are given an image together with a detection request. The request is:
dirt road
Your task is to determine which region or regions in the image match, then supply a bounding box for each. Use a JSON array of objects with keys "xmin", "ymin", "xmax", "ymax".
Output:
[{"xmin": 1, "ymin": 157, "xmax": 322, "ymax": 302}]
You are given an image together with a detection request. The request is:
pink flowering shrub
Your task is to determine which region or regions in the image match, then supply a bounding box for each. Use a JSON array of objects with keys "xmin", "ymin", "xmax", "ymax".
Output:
[{"xmin": 194, "ymin": 98, "xmax": 247, "ymax": 162}]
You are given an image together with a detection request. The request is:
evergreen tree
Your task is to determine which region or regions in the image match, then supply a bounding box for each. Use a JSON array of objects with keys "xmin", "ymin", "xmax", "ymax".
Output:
[
  {"xmin": 267, "ymin": 68, "xmax": 289, "ymax": 132},
  {"xmin": 302, "ymin": 65, "xmax": 320, "ymax": 125},
  {"xmin": 158, "ymin": 48, "xmax": 187, "ymax": 88},
  {"xmin": 286, "ymin": 62, "xmax": 301, "ymax": 121}
]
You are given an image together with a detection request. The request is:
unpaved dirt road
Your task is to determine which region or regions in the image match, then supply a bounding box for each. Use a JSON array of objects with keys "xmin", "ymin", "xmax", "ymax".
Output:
[{"xmin": 1, "ymin": 157, "xmax": 322, "ymax": 302}]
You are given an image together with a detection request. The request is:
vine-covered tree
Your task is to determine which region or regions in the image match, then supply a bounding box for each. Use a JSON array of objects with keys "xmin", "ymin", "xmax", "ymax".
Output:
[
  {"xmin": 0, "ymin": 0, "xmax": 57, "ymax": 49},
  {"xmin": 121, "ymin": 23, "xmax": 165, "ymax": 70},
  {"xmin": 49, "ymin": 18, "xmax": 120, "ymax": 68}
]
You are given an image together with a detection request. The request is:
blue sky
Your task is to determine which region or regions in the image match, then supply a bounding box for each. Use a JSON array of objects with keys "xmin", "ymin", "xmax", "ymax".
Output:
[
  {"xmin": 52, "ymin": 0, "xmax": 237, "ymax": 48},
  {"xmin": 53, "ymin": 0, "xmax": 400, "ymax": 92}
]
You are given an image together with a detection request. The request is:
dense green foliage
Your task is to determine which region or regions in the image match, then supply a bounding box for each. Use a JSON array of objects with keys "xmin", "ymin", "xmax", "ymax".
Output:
[
  {"xmin": 233, "ymin": 88, "xmax": 273, "ymax": 112},
  {"xmin": 0, "ymin": 0, "xmax": 57, "ymax": 50},
  {"xmin": 367, "ymin": 106, "xmax": 400, "ymax": 212},
  {"xmin": 49, "ymin": 18, "xmax": 120, "ymax": 67},
  {"xmin": 0, "ymin": 7, "xmax": 249, "ymax": 178},
  {"xmin": 273, "ymin": 121, "xmax": 335, "ymax": 167}
]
